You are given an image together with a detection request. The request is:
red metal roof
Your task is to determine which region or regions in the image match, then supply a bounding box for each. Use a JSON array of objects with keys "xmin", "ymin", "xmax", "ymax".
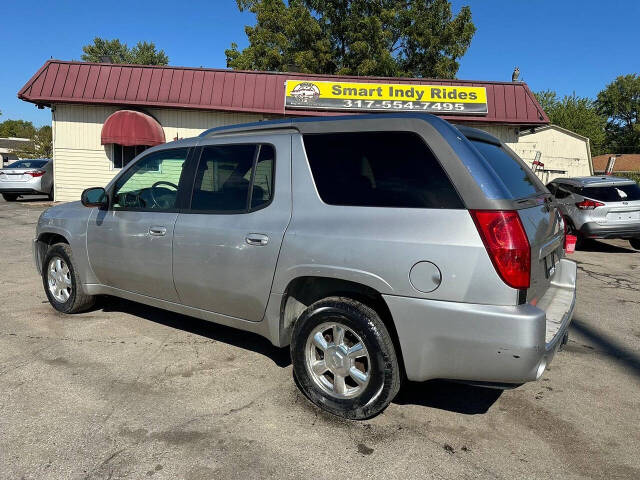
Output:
[
  {"xmin": 593, "ymin": 154, "xmax": 640, "ymax": 173},
  {"xmin": 19, "ymin": 60, "xmax": 549, "ymax": 125},
  {"xmin": 101, "ymin": 110, "xmax": 165, "ymax": 146}
]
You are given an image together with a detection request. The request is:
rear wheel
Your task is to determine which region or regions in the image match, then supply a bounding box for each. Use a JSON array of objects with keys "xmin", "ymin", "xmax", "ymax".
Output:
[
  {"xmin": 630, "ymin": 238, "xmax": 640, "ymax": 251},
  {"xmin": 2, "ymin": 193, "xmax": 18, "ymax": 201},
  {"xmin": 290, "ymin": 297, "xmax": 401, "ymax": 420},
  {"xmin": 47, "ymin": 186, "xmax": 54, "ymax": 201},
  {"xmin": 42, "ymin": 243, "xmax": 95, "ymax": 313}
]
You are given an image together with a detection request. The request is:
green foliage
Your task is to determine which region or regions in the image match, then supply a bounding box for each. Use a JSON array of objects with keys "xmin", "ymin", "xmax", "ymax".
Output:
[
  {"xmin": 226, "ymin": 0, "xmax": 475, "ymax": 78},
  {"xmin": 534, "ymin": 90, "xmax": 607, "ymax": 155},
  {"xmin": 595, "ymin": 74, "xmax": 640, "ymax": 154},
  {"xmin": 0, "ymin": 120, "xmax": 51, "ymax": 159},
  {"xmin": 4, "ymin": 125, "xmax": 52, "ymax": 159},
  {"xmin": 0, "ymin": 119, "xmax": 37, "ymax": 139},
  {"xmin": 81, "ymin": 37, "xmax": 169, "ymax": 65}
]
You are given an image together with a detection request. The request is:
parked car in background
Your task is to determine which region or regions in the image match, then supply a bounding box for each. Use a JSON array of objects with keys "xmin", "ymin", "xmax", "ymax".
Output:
[
  {"xmin": 32, "ymin": 114, "xmax": 576, "ymax": 419},
  {"xmin": 0, "ymin": 158, "xmax": 53, "ymax": 201},
  {"xmin": 547, "ymin": 176, "xmax": 640, "ymax": 251}
]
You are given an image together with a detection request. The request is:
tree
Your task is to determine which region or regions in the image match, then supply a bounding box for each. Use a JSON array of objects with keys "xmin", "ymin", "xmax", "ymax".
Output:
[
  {"xmin": 226, "ymin": 0, "xmax": 475, "ymax": 78},
  {"xmin": 595, "ymin": 74, "xmax": 640, "ymax": 154},
  {"xmin": 534, "ymin": 90, "xmax": 607, "ymax": 155},
  {"xmin": 4, "ymin": 125, "xmax": 52, "ymax": 159},
  {"xmin": 81, "ymin": 37, "xmax": 169, "ymax": 65},
  {"xmin": 0, "ymin": 119, "xmax": 36, "ymax": 139}
]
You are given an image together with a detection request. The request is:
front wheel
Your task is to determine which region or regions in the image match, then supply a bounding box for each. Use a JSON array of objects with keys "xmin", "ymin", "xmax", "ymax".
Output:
[
  {"xmin": 630, "ymin": 238, "xmax": 640, "ymax": 251},
  {"xmin": 42, "ymin": 243, "xmax": 95, "ymax": 313},
  {"xmin": 290, "ymin": 297, "xmax": 401, "ymax": 420}
]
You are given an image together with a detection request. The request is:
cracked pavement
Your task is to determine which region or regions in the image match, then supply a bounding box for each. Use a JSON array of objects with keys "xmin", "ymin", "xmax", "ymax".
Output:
[{"xmin": 1, "ymin": 197, "xmax": 639, "ymax": 479}]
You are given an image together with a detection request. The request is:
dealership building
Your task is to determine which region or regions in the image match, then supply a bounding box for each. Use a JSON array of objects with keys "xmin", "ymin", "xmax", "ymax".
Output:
[{"xmin": 19, "ymin": 60, "xmax": 592, "ymax": 201}]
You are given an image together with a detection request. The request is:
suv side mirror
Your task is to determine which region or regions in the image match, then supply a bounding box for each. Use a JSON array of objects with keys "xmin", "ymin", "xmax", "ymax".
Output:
[{"xmin": 81, "ymin": 187, "xmax": 108, "ymax": 208}]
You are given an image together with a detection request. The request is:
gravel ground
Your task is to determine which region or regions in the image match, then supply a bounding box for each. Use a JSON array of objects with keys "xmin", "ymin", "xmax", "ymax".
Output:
[{"xmin": 1, "ymin": 196, "xmax": 639, "ymax": 480}]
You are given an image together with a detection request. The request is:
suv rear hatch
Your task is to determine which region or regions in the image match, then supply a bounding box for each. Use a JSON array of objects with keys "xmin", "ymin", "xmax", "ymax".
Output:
[{"xmin": 465, "ymin": 138, "xmax": 565, "ymax": 307}]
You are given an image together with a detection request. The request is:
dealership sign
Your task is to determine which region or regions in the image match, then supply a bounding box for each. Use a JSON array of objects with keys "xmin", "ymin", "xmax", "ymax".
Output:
[{"xmin": 285, "ymin": 80, "xmax": 488, "ymax": 115}]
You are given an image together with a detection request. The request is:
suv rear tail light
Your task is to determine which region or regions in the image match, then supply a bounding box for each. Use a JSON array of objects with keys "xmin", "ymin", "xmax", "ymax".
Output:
[
  {"xmin": 575, "ymin": 199, "xmax": 604, "ymax": 210},
  {"xmin": 470, "ymin": 210, "xmax": 531, "ymax": 289},
  {"xmin": 26, "ymin": 170, "xmax": 46, "ymax": 177}
]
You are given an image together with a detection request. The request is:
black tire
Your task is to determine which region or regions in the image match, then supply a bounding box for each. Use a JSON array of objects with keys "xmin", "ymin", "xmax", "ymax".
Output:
[
  {"xmin": 2, "ymin": 193, "xmax": 18, "ymax": 201},
  {"xmin": 47, "ymin": 186, "xmax": 54, "ymax": 201},
  {"xmin": 630, "ymin": 238, "xmax": 640, "ymax": 251},
  {"xmin": 290, "ymin": 297, "xmax": 401, "ymax": 420},
  {"xmin": 42, "ymin": 243, "xmax": 95, "ymax": 313}
]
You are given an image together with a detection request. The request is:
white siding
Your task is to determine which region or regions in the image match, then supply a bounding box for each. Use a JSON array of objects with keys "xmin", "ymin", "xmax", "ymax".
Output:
[
  {"xmin": 51, "ymin": 104, "xmax": 267, "ymax": 201},
  {"xmin": 509, "ymin": 126, "xmax": 593, "ymax": 184},
  {"xmin": 459, "ymin": 123, "xmax": 520, "ymax": 144}
]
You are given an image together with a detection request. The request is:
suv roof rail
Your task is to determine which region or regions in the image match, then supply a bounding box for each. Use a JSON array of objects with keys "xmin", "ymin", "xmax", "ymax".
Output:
[{"xmin": 199, "ymin": 112, "xmax": 457, "ymax": 138}]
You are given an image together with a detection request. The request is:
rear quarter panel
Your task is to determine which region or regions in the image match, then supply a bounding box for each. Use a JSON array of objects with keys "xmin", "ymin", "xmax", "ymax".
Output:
[{"xmin": 272, "ymin": 135, "xmax": 518, "ymax": 306}]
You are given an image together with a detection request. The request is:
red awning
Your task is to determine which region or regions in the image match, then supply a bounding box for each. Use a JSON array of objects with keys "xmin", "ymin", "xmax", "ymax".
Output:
[{"xmin": 101, "ymin": 110, "xmax": 165, "ymax": 146}]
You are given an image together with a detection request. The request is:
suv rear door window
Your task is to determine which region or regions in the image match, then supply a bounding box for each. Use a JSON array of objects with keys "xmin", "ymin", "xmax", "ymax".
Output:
[
  {"xmin": 190, "ymin": 144, "xmax": 274, "ymax": 212},
  {"xmin": 303, "ymin": 131, "xmax": 463, "ymax": 209},
  {"xmin": 470, "ymin": 140, "xmax": 542, "ymax": 199},
  {"xmin": 580, "ymin": 184, "xmax": 640, "ymax": 201}
]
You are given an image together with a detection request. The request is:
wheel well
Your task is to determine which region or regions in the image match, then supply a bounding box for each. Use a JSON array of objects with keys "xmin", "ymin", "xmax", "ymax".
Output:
[
  {"xmin": 35, "ymin": 233, "xmax": 69, "ymax": 273},
  {"xmin": 280, "ymin": 276, "xmax": 406, "ymax": 375},
  {"xmin": 38, "ymin": 232, "xmax": 69, "ymax": 246}
]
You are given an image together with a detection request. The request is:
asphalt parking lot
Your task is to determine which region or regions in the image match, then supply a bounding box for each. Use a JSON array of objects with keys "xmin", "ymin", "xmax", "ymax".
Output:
[{"xmin": 1, "ymin": 197, "xmax": 639, "ymax": 480}]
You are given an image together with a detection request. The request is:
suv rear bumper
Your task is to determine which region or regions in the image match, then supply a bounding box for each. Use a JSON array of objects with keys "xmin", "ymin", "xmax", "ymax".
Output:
[
  {"xmin": 579, "ymin": 221, "xmax": 640, "ymax": 239},
  {"xmin": 383, "ymin": 258, "xmax": 577, "ymax": 383}
]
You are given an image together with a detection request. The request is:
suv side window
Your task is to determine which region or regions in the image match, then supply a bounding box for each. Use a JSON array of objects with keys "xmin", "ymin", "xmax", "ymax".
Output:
[
  {"xmin": 112, "ymin": 148, "xmax": 189, "ymax": 210},
  {"xmin": 190, "ymin": 144, "xmax": 274, "ymax": 212},
  {"xmin": 303, "ymin": 131, "xmax": 463, "ymax": 209},
  {"xmin": 554, "ymin": 185, "xmax": 572, "ymax": 199}
]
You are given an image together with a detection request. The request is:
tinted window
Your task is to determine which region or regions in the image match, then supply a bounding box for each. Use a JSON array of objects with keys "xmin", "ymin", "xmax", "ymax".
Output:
[
  {"xmin": 553, "ymin": 184, "xmax": 572, "ymax": 199},
  {"xmin": 303, "ymin": 131, "xmax": 463, "ymax": 209},
  {"xmin": 580, "ymin": 184, "xmax": 640, "ymax": 201},
  {"xmin": 7, "ymin": 159, "xmax": 48, "ymax": 169},
  {"xmin": 112, "ymin": 148, "xmax": 189, "ymax": 210},
  {"xmin": 190, "ymin": 144, "xmax": 274, "ymax": 212},
  {"xmin": 470, "ymin": 140, "xmax": 542, "ymax": 199}
]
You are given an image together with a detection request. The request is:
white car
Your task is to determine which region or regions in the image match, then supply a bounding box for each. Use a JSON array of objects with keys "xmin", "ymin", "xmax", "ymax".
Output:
[{"xmin": 0, "ymin": 159, "xmax": 53, "ymax": 201}]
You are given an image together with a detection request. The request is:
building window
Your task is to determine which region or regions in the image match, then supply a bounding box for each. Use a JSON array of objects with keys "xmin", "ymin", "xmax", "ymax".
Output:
[{"xmin": 113, "ymin": 144, "xmax": 149, "ymax": 169}]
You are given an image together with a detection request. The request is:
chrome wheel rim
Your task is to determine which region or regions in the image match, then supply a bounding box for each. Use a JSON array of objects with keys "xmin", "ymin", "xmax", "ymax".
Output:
[
  {"xmin": 47, "ymin": 257, "xmax": 72, "ymax": 303},
  {"xmin": 305, "ymin": 321, "xmax": 370, "ymax": 399}
]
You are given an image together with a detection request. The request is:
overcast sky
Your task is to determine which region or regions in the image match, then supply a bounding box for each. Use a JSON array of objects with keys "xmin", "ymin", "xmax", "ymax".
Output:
[{"xmin": 1, "ymin": 0, "xmax": 638, "ymax": 126}]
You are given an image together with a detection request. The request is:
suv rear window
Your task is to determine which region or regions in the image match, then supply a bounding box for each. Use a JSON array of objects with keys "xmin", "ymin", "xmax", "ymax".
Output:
[
  {"xmin": 470, "ymin": 140, "xmax": 542, "ymax": 199},
  {"xmin": 303, "ymin": 131, "xmax": 463, "ymax": 209},
  {"xmin": 580, "ymin": 184, "xmax": 640, "ymax": 202}
]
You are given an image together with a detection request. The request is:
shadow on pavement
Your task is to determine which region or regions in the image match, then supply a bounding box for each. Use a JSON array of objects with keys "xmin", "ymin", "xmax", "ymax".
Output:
[
  {"xmin": 577, "ymin": 239, "xmax": 635, "ymax": 253},
  {"xmin": 394, "ymin": 380, "xmax": 503, "ymax": 414},
  {"xmin": 99, "ymin": 297, "xmax": 292, "ymax": 368},
  {"xmin": 570, "ymin": 318, "xmax": 640, "ymax": 379},
  {"xmin": 98, "ymin": 297, "xmax": 507, "ymax": 413}
]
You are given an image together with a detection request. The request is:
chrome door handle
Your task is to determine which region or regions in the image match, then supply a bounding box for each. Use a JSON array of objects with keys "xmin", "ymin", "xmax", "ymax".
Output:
[
  {"xmin": 149, "ymin": 226, "xmax": 167, "ymax": 236},
  {"xmin": 245, "ymin": 233, "xmax": 269, "ymax": 246}
]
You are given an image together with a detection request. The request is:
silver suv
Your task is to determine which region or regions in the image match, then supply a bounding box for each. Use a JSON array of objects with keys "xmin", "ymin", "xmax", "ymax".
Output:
[
  {"xmin": 33, "ymin": 114, "xmax": 576, "ymax": 419},
  {"xmin": 547, "ymin": 176, "xmax": 640, "ymax": 250}
]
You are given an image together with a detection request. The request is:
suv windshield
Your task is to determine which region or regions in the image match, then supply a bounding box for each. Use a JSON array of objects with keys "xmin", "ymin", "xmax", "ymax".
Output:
[
  {"xmin": 6, "ymin": 159, "xmax": 48, "ymax": 169},
  {"xmin": 580, "ymin": 184, "xmax": 640, "ymax": 202},
  {"xmin": 469, "ymin": 140, "xmax": 543, "ymax": 199}
]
